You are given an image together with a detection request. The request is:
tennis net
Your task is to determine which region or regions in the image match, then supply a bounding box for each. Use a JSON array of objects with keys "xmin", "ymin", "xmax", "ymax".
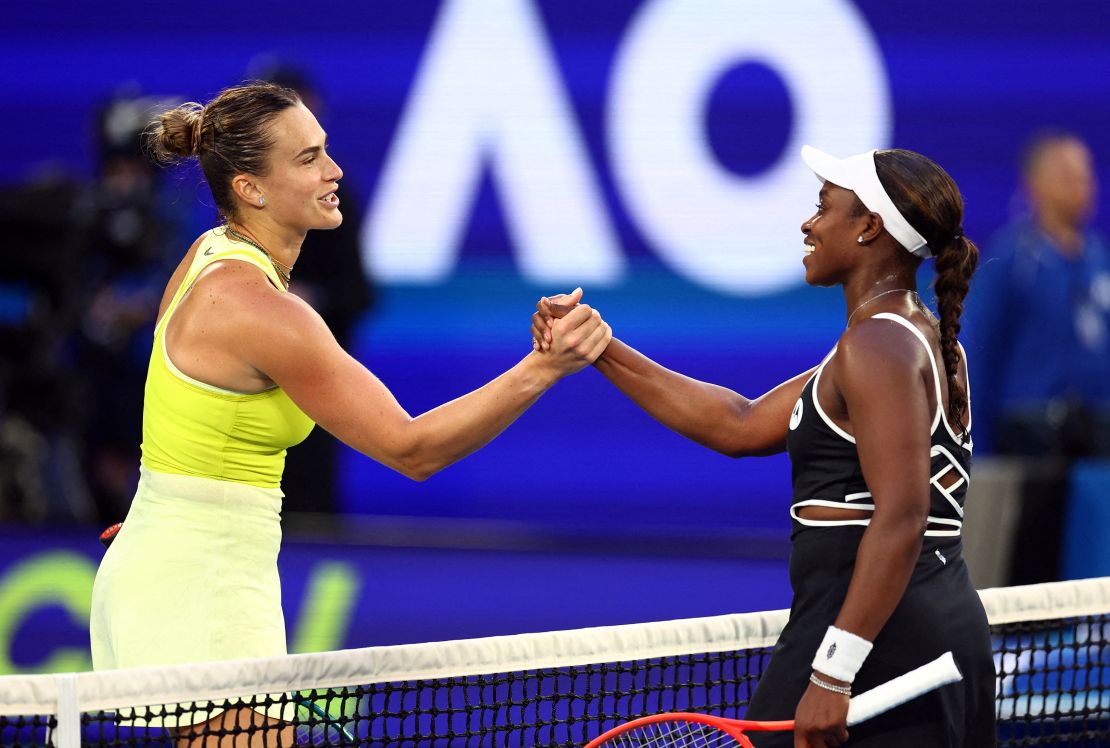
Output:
[{"xmin": 0, "ymin": 577, "xmax": 1106, "ymax": 746}]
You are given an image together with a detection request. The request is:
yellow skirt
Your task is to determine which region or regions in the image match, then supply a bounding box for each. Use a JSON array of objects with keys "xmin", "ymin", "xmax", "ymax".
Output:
[{"xmin": 90, "ymin": 466, "xmax": 288, "ymax": 726}]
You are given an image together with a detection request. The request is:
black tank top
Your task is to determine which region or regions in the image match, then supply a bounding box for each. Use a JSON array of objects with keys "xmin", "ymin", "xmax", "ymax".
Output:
[{"xmin": 785, "ymin": 312, "xmax": 973, "ymax": 536}]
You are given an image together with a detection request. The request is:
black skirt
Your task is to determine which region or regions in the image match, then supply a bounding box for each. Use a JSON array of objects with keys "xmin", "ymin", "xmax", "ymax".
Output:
[{"xmin": 745, "ymin": 526, "xmax": 996, "ymax": 747}]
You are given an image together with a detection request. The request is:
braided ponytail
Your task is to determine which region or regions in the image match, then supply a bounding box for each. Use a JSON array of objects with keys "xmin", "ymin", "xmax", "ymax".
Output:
[{"xmin": 933, "ymin": 234, "xmax": 979, "ymax": 436}]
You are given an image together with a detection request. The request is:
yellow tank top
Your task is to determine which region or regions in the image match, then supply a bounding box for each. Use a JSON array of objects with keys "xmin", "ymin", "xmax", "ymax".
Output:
[{"xmin": 140, "ymin": 227, "xmax": 315, "ymax": 489}]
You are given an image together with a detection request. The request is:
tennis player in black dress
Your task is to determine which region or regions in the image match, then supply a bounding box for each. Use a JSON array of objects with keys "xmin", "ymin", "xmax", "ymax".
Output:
[{"xmin": 532, "ymin": 146, "xmax": 995, "ymax": 747}]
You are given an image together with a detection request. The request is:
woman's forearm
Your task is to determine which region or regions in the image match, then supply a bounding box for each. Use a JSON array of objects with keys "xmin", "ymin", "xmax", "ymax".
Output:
[
  {"xmin": 387, "ymin": 352, "xmax": 561, "ymax": 480},
  {"xmin": 832, "ymin": 511, "xmax": 925, "ymax": 642},
  {"xmin": 592, "ymin": 338, "xmax": 756, "ymax": 455}
]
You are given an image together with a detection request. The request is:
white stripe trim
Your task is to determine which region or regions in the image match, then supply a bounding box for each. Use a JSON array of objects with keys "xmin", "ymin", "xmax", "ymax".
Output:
[
  {"xmin": 790, "ymin": 500, "xmax": 875, "ymax": 528},
  {"xmin": 933, "ymin": 443, "xmax": 970, "ymax": 482},
  {"xmin": 943, "ymin": 341, "xmax": 974, "ymax": 450},
  {"xmin": 930, "ymin": 444, "xmax": 970, "ymax": 519},
  {"xmin": 924, "ymin": 527, "xmax": 963, "ymax": 538},
  {"xmin": 794, "ymin": 499, "xmax": 877, "ymax": 512},
  {"xmin": 933, "ymin": 485, "xmax": 963, "ymax": 519},
  {"xmin": 160, "ymin": 333, "xmax": 276, "ymax": 397},
  {"xmin": 957, "ymin": 341, "xmax": 973, "ymax": 433},
  {"xmin": 924, "ymin": 514, "xmax": 963, "ymax": 537},
  {"xmin": 844, "ymin": 491, "xmax": 872, "ymax": 502},
  {"xmin": 871, "ymin": 313, "xmax": 943, "ymax": 434},
  {"xmin": 807, "ymin": 315, "xmax": 972, "ymax": 452},
  {"xmin": 925, "ymin": 516, "xmax": 963, "ymax": 528},
  {"xmin": 810, "ymin": 350, "xmax": 856, "ymax": 444},
  {"xmin": 870, "ymin": 313, "xmax": 973, "ymax": 450},
  {"xmin": 791, "ymin": 500, "xmax": 962, "ymax": 536}
]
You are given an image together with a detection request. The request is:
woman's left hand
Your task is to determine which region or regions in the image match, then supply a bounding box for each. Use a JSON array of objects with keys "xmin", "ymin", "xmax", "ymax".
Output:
[{"xmin": 793, "ymin": 676, "xmax": 850, "ymax": 748}]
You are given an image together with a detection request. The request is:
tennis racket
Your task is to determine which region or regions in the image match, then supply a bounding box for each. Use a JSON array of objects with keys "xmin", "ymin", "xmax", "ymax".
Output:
[
  {"xmin": 584, "ymin": 651, "xmax": 962, "ymax": 748},
  {"xmin": 292, "ymin": 694, "xmax": 357, "ymax": 745}
]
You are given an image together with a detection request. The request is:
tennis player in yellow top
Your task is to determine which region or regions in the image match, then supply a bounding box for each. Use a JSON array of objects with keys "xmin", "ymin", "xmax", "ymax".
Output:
[{"xmin": 89, "ymin": 81, "xmax": 610, "ymax": 742}]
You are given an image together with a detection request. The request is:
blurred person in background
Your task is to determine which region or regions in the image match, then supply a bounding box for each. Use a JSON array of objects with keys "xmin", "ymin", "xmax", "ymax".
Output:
[
  {"xmin": 247, "ymin": 59, "xmax": 376, "ymax": 516},
  {"xmin": 970, "ymin": 131, "xmax": 1109, "ymax": 457},
  {"xmin": 968, "ymin": 131, "xmax": 1108, "ymax": 584}
]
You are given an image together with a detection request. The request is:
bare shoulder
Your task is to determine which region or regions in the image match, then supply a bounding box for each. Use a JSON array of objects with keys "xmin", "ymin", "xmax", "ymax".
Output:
[
  {"xmin": 202, "ymin": 264, "xmax": 353, "ymax": 392},
  {"xmin": 163, "ymin": 256, "xmax": 342, "ymax": 391},
  {"xmin": 193, "ymin": 261, "xmax": 330, "ymax": 338},
  {"xmin": 832, "ymin": 315, "xmax": 930, "ymax": 384}
]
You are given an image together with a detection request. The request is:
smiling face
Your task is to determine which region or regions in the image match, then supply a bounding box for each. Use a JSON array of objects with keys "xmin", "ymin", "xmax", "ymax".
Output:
[
  {"xmin": 253, "ymin": 103, "xmax": 344, "ymax": 233},
  {"xmin": 799, "ymin": 182, "xmax": 871, "ymax": 286}
]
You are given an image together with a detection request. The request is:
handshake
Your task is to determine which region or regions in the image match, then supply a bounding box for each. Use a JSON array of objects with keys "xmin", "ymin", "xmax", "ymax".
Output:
[{"xmin": 528, "ymin": 287, "xmax": 612, "ymax": 378}]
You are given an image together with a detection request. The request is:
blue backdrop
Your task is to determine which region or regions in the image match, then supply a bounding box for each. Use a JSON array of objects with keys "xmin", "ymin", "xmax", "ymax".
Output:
[{"xmin": 3, "ymin": 0, "xmax": 1109, "ymax": 538}]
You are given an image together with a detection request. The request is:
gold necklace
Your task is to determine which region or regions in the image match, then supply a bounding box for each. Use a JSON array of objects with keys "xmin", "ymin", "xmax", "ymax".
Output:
[
  {"xmin": 224, "ymin": 225, "xmax": 292, "ymax": 288},
  {"xmin": 846, "ymin": 288, "xmax": 919, "ymax": 327}
]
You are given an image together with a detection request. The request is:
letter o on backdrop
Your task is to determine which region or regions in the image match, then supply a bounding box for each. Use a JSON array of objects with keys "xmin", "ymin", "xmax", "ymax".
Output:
[{"xmin": 608, "ymin": 0, "xmax": 891, "ymax": 295}]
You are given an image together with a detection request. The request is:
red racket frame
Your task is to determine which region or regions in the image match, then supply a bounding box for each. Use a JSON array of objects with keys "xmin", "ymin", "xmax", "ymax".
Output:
[{"xmin": 584, "ymin": 711, "xmax": 794, "ymax": 748}]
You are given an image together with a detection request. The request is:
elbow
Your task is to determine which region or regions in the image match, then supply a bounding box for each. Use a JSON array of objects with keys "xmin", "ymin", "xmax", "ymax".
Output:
[
  {"xmin": 701, "ymin": 423, "xmax": 757, "ymax": 458},
  {"xmin": 909, "ymin": 506, "xmax": 931, "ymax": 537},
  {"xmin": 687, "ymin": 434, "xmax": 749, "ymax": 458},
  {"xmin": 720, "ymin": 444, "xmax": 752, "ymax": 459},
  {"xmin": 873, "ymin": 505, "xmax": 930, "ymax": 545},
  {"xmin": 720, "ymin": 440, "xmax": 782, "ymax": 459},
  {"xmin": 402, "ymin": 466, "xmax": 434, "ymax": 482},
  {"xmin": 376, "ymin": 433, "xmax": 441, "ymax": 482},
  {"xmin": 714, "ymin": 401, "xmax": 772, "ymax": 458},
  {"xmin": 719, "ymin": 437, "xmax": 779, "ymax": 459},
  {"xmin": 392, "ymin": 454, "xmax": 439, "ymax": 482},
  {"xmin": 714, "ymin": 429, "xmax": 753, "ymax": 457},
  {"xmin": 895, "ymin": 508, "xmax": 930, "ymax": 537}
]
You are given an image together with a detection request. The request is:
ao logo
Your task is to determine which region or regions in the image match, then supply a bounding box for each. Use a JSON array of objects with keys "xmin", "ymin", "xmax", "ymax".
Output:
[
  {"xmin": 790, "ymin": 398, "xmax": 804, "ymax": 430},
  {"xmin": 365, "ymin": 0, "xmax": 891, "ymax": 295}
]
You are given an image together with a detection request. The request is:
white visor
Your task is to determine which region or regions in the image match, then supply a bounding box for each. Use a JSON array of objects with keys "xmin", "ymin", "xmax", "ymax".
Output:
[{"xmin": 800, "ymin": 145, "xmax": 931, "ymax": 258}]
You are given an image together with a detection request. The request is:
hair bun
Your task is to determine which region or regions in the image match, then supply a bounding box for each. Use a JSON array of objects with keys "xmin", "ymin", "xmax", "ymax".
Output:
[{"xmin": 148, "ymin": 102, "xmax": 206, "ymax": 161}]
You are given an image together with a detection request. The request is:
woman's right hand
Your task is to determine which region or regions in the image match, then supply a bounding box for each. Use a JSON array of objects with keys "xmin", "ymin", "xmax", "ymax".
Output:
[
  {"xmin": 531, "ymin": 287, "xmax": 584, "ymax": 352},
  {"xmin": 533, "ymin": 294, "xmax": 611, "ymax": 379}
]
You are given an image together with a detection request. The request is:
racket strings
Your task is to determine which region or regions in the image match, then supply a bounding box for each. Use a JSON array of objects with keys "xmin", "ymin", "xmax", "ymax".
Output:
[{"xmin": 604, "ymin": 719, "xmax": 747, "ymax": 748}]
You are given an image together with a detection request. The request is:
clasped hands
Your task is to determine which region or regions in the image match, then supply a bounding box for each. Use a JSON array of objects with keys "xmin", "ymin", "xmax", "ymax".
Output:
[{"xmin": 529, "ymin": 287, "xmax": 611, "ymax": 375}]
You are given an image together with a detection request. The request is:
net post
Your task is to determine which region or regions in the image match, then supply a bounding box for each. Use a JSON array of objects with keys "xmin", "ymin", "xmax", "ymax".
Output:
[{"xmin": 52, "ymin": 674, "xmax": 80, "ymax": 748}]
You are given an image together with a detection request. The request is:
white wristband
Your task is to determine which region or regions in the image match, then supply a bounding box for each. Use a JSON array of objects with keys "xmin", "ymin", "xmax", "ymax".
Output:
[{"xmin": 811, "ymin": 626, "xmax": 873, "ymax": 683}]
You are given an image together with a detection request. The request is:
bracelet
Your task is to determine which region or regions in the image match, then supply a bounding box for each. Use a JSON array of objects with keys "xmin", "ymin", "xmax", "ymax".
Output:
[
  {"xmin": 811, "ymin": 626, "xmax": 873, "ymax": 683},
  {"xmin": 809, "ymin": 672, "xmax": 852, "ymax": 696}
]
